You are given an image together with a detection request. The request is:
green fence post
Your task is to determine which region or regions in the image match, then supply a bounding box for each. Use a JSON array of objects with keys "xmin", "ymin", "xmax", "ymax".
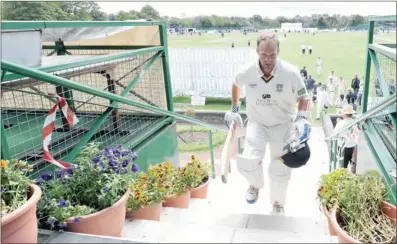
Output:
[
  {"xmin": 208, "ymin": 130, "xmax": 216, "ymax": 179},
  {"xmin": 159, "ymin": 23, "xmax": 174, "ymax": 112},
  {"xmin": 362, "ymin": 20, "xmax": 374, "ymax": 113},
  {"xmin": 1, "ymin": 122, "xmax": 11, "ymax": 160}
]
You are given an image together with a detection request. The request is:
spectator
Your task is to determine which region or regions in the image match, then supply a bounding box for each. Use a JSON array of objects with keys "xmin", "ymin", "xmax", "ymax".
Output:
[
  {"xmin": 357, "ymin": 84, "xmax": 364, "ymax": 107},
  {"xmin": 316, "ymin": 85, "xmax": 330, "ymax": 120},
  {"xmin": 328, "ymin": 71, "xmax": 337, "ymax": 107},
  {"xmin": 351, "ymin": 74, "xmax": 360, "ymax": 95},
  {"xmin": 316, "ymin": 57, "xmax": 323, "ymax": 76},
  {"xmin": 300, "ymin": 66, "xmax": 308, "ymax": 80},
  {"xmin": 301, "ymin": 44, "xmax": 306, "ymax": 55},
  {"xmin": 337, "ymin": 76, "xmax": 347, "ymax": 107},
  {"xmin": 306, "ymin": 75, "xmax": 315, "ymax": 95},
  {"xmin": 346, "ymin": 88, "xmax": 357, "ymax": 104},
  {"xmin": 334, "ymin": 104, "xmax": 358, "ymax": 171}
]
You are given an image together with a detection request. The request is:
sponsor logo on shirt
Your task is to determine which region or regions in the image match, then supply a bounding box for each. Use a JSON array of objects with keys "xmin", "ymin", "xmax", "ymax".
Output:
[{"xmin": 248, "ymin": 84, "xmax": 258, "ymax": 88}]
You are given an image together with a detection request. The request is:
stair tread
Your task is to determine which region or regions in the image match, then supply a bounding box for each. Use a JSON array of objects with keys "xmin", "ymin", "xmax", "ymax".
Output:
[{"xmin": 122, "ymin": 219, "xmax": 335, "ymax": 243}]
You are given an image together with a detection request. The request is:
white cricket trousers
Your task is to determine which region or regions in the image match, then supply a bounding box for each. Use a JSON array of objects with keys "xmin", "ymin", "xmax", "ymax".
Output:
[
  {"xmin": 241, "ymin": 119, "xmax": 294, "ymax": 206},
  {"xmin": 329, "ymin": 91, "xmax": 335, "ymax": 106},
  {"xmin": 316, "ymin": 100, "xmax": 325, "ymax": 119},
  {"xmin": 317, "ymin": 66, "xmax": 322, "ymax": 76}
]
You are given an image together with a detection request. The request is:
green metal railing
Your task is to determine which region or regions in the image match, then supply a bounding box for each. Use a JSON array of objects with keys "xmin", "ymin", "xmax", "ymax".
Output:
[
  {"xmin": 1, "ymin": 21, "xmax": 220, "ymax": 176},
  {"xmin": 325, "ymin": 15, "xmax": 396, "ymax": 205}
]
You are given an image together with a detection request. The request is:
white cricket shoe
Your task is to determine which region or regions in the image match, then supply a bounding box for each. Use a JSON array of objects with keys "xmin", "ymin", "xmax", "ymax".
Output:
[
  {"xmin": 246, "ymin": 185, "xmax": 259, "ymax": 204},
  {"xmin": 271, "ymin": 201, "xmax": 285, "ymax": 215}
]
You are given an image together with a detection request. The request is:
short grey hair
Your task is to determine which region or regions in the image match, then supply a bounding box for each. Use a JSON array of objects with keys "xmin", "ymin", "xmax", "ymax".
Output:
[{"xmin": 256, "ymin": 31, "xmax": 280, "ymax": 52}]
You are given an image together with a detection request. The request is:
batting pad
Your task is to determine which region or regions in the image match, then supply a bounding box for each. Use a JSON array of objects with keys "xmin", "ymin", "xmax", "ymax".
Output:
[{"xmin": 236, "ymin": 154, "xmax": 264, "ymax": 189}]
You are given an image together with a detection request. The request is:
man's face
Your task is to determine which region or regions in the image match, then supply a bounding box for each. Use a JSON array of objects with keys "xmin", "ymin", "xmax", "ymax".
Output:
[{"xmin": 257, "ymin": 41, "xmax": 278, "ymax": 75}]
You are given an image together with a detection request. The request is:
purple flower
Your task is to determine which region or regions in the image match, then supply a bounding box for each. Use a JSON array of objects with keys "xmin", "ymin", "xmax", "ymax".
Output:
[
  {"xmin": 121, "ymin": 150, "xmax": 129, "ymax": 157},
  {"xmin": 104, "ymin": 149, "xmax": 114, "ymax": 158},
  {"xmin": 41, "ymin": 172, "xmax": 53, "ymax": 181},
  {"xmin": 131, "ymin": 163, "xmax": 140, "ymax": 173},
  {"xmin": 35, "ymin": 178, "xmax": 42, "ymax": 185},
  {"xmin": 129, "ymin": 151, "xmax": 138, "ymax": 161},
  {"xmin": 58, "ymin": 199, "xmax": 70, "ymax": 207},
  {"xmin": 47, "ymin": 217, "xmax": 58, "ymax": 225},
  {"xmin": 72, "ymin": 217, "xmax": 81, "ymax": 223},
  {"xmin": 92, "ymin": 155, "xmax": 101, "ymax": 164},
  {"xmin": 122, "ymin": 159, "xmax": 129, "ymax": 168},
  {"xmin": 108, "ymin": 158, "xmax": 118, "ymax": 167},
  {"xmin": 102, "ymin": 186, "xmax": 110, "ymax": 192},
  {"xmin": 123, "ymin": 168, "xmax": 128, "ymax": 174},
  {"xmin": 113, "ymin": 149, "xmax": 121, "ymax": 158}
]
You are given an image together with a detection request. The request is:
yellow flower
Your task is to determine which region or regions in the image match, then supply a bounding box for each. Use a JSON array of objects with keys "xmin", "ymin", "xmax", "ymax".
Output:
[
  {"xmin": 18, "ymin": 160, "xmax": 27, "ymax": 167},
  {"xmin": 1, "ymin": 160, "xmax": 8, "ymax": 168}
]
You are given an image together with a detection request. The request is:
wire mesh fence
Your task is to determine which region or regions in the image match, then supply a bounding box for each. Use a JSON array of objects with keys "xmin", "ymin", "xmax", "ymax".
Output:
[
  {"xmin": 1, "ymin": 48, "xmax": 168, "ymax": 173},
  {"xmin": 366, "ymin": 50, "xmax": 396, "ymax": 161}
]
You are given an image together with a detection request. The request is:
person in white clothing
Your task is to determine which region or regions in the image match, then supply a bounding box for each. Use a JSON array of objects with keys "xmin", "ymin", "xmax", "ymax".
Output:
[
  {"xmin": 337, "ymin": 76, "xmax": 347, "ymax": 107},
  {"xmin": 316, "ymin": 57, "xmax": 322, "ymax": 76},
  {"xmin": 225, "ymin": 31, "xmax": 312, "ymax": 214},
  {"xmin": 301, "ymin": 44, "xmax": 306, "ymax": 55},
  {"xmin": 308, "ymin": 44, "xmax": 313, "ymax": 55},
  {"xmin": 334, "ymin": 104, "xmax": 357, "ymax": 170},
  {"xmin": 316, "ymin": 85, "xmax": 329, "ymax": 120},
  {"xmin": 327, "ymin": 71, "xmax": 337, "ymax": 106}
]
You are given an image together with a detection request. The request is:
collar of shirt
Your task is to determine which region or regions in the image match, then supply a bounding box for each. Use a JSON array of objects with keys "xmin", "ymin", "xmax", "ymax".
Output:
[{"xmin": 255, "ymin": 59, "xmax": 280, "ymax": 81}]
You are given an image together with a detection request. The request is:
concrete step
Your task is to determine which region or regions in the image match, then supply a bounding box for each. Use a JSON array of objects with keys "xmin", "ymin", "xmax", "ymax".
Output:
[{"xmin": 122, "ymin": 219, "xmax": 335, "ymax": 243}]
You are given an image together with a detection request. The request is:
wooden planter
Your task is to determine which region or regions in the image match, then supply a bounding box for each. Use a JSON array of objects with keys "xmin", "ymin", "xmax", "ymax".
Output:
[
  {"xmin": 163, "ymin": 190, "xmax": 191, "ymax": 208},
  {"xmin": 321, "ymin": 204, "xmax": 337, "ymax": 236},
  {"xmin": 65, "ymin": 189, "xmax": 130, "ymax": 237},
  {"xmin": 191, "ymin": 177, "xmax": 210, "ymax": 199},
  {"xmin": 330, "ymin": 200, "xmax": 396, "ymax": 243},
  {"xmin": 126, "ymin": 202, "xmax": 162, "ymax": 221},
  {"xmin": 1, "ymin": 184, "xmax": 42, "ymax": 244}
]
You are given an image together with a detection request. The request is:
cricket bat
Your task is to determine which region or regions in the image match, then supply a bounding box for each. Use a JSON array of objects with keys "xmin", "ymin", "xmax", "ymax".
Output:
[{"xmin": 221, "ymin": 120, "xmax": 237, "ymax": 183}]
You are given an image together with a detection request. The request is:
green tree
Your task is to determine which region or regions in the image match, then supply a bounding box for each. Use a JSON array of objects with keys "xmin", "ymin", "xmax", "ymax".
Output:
[{"xmin": 138, "ymin": 4, "xmax": 160, "ymax": 20}]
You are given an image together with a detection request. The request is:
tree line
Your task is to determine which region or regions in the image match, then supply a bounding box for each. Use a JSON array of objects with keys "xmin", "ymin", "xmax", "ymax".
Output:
[{"xmin": 1, "ymin": 1, "xmax": 391, "ymax": 29}]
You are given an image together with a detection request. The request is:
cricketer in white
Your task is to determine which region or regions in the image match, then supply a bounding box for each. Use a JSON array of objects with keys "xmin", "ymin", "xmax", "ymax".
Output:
[{"xmin": 224, "ymin": 32, "xmax": 312, "ymax": 214}]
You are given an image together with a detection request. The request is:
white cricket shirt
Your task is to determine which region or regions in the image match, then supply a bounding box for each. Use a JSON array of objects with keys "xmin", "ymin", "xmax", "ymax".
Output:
[{"xmin": 233, "ymin": 59, "xmax": 308, "ymax": 127}]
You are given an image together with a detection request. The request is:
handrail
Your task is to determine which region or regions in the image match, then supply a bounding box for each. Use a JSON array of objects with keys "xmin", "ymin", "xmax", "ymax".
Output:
[
  {"xmin": 1, "ymin": 60, "xmax": 228, "ymax": 133},
  {"xmin": 324, "ymin": 95, "xmax": 396, "ymax": 141}
]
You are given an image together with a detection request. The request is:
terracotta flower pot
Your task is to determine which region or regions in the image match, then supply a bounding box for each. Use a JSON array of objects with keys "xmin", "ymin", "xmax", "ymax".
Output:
[
  {"xmin": 330, "ymin": 200, "xmax": 396, "ymax": 243},
  {"xmin": 191, "ymin": 177, "xmax": 210, "ymax": 199},
  {"xmin": 1, "ymin": 184, "xmax": 42, "ymax": 244},
  {"xmin": 321, "ymin": 204, "xmax": 337, "ymax": 236},
  {"xmin": 66, "ymin": 189, "xmax": 130, "ymax": 237},
  {"xmin": 163, "ymin": 190, "xmax": 191, "ymax": 208},
  {"xmin": 126, "ymin": 202, "xmax": 162, "ymax": 221}
]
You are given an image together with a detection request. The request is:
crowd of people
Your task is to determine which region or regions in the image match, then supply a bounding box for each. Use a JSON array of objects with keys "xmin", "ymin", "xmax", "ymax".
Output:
[{"xmin": 299, "ymin": 65, "xmax": 364, "ymax": 120}]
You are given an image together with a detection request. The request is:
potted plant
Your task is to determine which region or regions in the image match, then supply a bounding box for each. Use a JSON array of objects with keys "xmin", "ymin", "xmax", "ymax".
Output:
[
  {"xmin": 35, "ymin": 143, "xmax": 140, "ymax": 237},
  {"xmin": 185, "ymin": 155, "xmax": 212, "ymax": 199},
  {"xmin": 162, "ymin": 162, "xmax": 191, "ymax": 209},
  {"xmin": 126, "ymin": 171, "xmax": 168, "ymax": 221},
  {"xmin": 319, "ymin": 169, "xmax": 396, "ymax": 243},
  {"xmin": 1, "ymin": 159, "xmax": 42, "ymax": 244},
  {"xmin": 330, "ymin": 170, "xmax": 396, "ymax": 243},
  {"xmin": 317, "ymin": 168, "xmax": 355, "ymax": 236}
]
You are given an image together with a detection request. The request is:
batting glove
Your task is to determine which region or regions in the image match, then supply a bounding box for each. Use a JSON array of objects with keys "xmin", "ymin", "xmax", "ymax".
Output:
[
  {"xmin": 224, "ymin": 105, "xmax": 244, "ymax": 128},
  {"xmin": 294, "ymin": 111, "xmax": 311, "ymax": 141}
]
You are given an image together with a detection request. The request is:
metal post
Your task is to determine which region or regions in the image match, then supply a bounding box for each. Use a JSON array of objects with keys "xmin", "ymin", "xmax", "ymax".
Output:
[
  {"xmin": 362, "ymin": 20, "xmax": 375, "ymax": 113},
  {"xmin": 1, "ymin": 122, "xmax": 11, "ymax": 160},
  {"xmin": 159, "ymin": 23, "xmax": 174, "ymax": 112},
  {"xmin": 208, "ymin": 130, "xmax": 216, "ymax": 179}
]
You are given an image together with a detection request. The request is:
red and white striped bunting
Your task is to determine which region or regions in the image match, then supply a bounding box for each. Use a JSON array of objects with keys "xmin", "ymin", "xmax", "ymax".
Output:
[{"xmin": 43, "ymin": 95, "xmax": 79, "ymax": 168}]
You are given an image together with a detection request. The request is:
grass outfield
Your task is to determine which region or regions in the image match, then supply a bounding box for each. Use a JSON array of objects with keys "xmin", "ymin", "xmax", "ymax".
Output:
[
  {"xmin": 168, "ymin": 31, "xmax": 392, "ymax": 126},
  {"xmin": 168, "ymin": 31, "xmax": 395, "ymax": 85}
]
